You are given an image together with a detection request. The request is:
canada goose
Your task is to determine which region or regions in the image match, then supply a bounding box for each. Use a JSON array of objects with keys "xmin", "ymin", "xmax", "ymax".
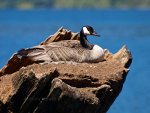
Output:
[{"xmin": 17, "ymin": 26, "xmax": 104, "ymax": 63}]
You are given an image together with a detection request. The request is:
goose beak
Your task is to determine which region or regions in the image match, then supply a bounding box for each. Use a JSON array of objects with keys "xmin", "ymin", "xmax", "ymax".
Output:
[{"xmin": 92, "ymin": 31, "xmax": 100, "ymax": 37}]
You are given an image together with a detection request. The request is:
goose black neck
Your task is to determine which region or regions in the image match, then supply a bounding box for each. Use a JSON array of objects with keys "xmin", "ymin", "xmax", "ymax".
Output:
[{"xmin": 80, "ymin": 31, "xmax": 94, "ymax": 50}]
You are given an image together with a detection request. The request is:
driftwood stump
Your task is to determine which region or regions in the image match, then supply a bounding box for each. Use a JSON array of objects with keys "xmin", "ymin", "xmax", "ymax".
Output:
[{"xmin": 0, "ymin": 27, "xmax": 132, "ymax": 113}]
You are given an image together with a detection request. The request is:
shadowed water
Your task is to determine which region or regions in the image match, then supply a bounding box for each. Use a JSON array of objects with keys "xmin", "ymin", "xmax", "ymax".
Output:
[{"xmin": 0, "ymin": 9, "xmax": 150, "ymax": 113}]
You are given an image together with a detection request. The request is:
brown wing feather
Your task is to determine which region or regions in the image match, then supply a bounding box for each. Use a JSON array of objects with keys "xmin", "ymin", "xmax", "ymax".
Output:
[{"xmin": 16, "ymin": 40, "xmax": 87, "ymax": 63}]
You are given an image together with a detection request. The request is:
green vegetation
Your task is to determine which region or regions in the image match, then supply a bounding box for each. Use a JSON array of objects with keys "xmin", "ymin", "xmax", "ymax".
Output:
[{"xmin": 0, "ymin": 0, "xmax": 150, "ymax": 9}]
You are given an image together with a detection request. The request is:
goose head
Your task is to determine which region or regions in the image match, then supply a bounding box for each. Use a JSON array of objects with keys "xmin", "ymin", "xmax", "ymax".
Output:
[
  {"xmin": 81, "ymin": 26, "xmax": 100, "ymax": 37},
  {"xmin": 79, "ymin": 26, "xmax": 100, "ymax": 49}
]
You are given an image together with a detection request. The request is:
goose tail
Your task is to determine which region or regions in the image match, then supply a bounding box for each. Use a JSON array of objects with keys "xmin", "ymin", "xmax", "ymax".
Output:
[
  {"xmin": 16, "ymin": 47, "xmax": 48, "ymax": 63},
  {"xmin": 0, "ymin": 47, "xmax": 47, "ymax": 76}
]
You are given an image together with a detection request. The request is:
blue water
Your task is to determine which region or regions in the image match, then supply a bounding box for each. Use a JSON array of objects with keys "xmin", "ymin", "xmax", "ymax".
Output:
[{"xmin": 0, "ymin": 9, "xmax": 150, "ymax": 113}]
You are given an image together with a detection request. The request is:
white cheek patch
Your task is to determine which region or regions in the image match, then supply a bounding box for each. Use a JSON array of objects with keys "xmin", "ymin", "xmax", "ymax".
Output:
[{"xmin": 83, "ymin": 27, "xmax": 90, "ymax": 35}]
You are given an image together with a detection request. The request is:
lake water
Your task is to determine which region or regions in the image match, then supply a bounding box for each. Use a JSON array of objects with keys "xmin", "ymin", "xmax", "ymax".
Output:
[{"xmin": 0, "ymin": 9, "xmax": 150, "ymax": 113}]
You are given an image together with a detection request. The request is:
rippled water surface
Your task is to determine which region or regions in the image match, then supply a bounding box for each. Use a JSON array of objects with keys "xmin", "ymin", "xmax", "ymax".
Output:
[{"xmin": 0, "ymin": 9, "xmax": 150, "ymax": 113}]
